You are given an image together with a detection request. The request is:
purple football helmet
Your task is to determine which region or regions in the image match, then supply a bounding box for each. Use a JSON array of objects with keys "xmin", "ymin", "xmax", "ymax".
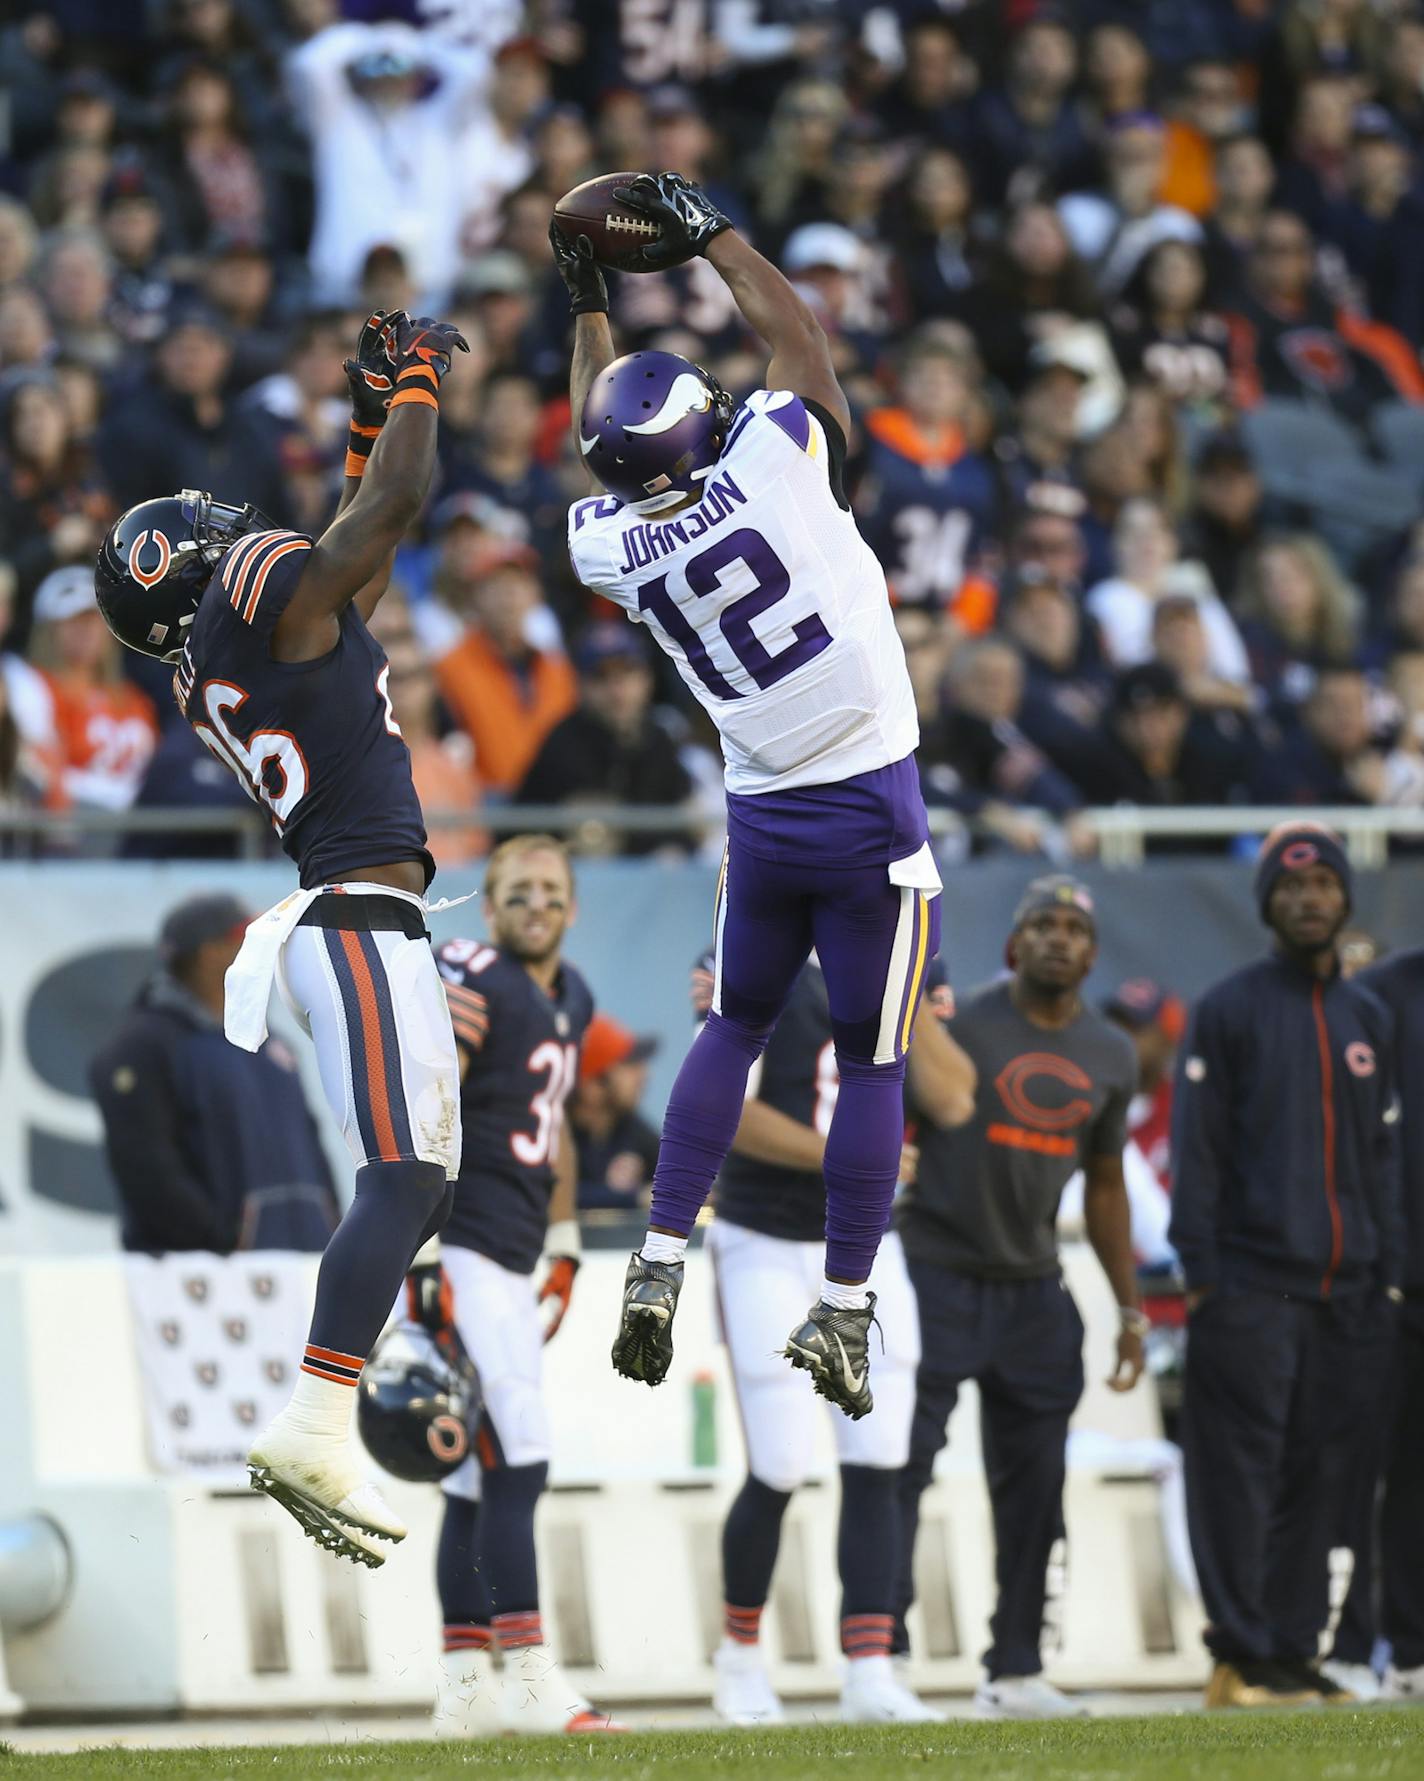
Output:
[{"xmin": 578, "ymin": 351, "xmax": 734, "ymax": 513}]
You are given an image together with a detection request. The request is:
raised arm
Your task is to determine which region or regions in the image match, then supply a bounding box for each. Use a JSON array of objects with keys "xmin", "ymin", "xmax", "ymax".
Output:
[
  {"xmin": 272, "ymin": 314, "xmax": 466, "ymax": 661},
  {"xmin": 551, "ymin": 222, "xmax": 616, "ymax": 470},
  {"xmin": 615, "ymin": 172, "xmax": 851, "ymax": 437}
]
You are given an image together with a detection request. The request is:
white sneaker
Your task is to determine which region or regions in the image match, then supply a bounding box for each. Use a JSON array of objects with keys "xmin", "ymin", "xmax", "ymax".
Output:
[
  {"xmin": 433, "ymin": 1647, "xmax": 502, "ymax": 1738},
  {"xmin": 975, "ymin": 1672, "xmax": 1089, "ymax": 1719},
  {"xmin": 840, "ymin": 1654, "xmax": 944, "ymax": 1723},
  {"xmin": 1320, "ymin": 1659, "xmax": 1381, "ymax": 1702},
  {"xmin": 500, "ymin": 1643, "xmax": 624, "ymax": 1735},
  {"xmin": 247, "ymin": 1417, "xmax": 406, "ymax": 1567},
  {"xmin": 1382, "ymin": 1662, "xmax": 1424, "ymax": 1702},
  {"xmin": 712, "ymin": 1639, "xmax": 784, "ymax": 1727}
]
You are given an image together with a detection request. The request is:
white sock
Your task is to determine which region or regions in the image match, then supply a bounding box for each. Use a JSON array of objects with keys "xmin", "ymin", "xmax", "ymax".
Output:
[
  {"xmin": 280, "ymin": 1369, "xmax": 355, "ymax": 1443},
  {"xmin": 640, "ymin": 1231, "xmax": 688, "ymax": 1266},
  {"xmin": 821, "ymin": 1276, "xmax": 869, "ymax": 1311}
]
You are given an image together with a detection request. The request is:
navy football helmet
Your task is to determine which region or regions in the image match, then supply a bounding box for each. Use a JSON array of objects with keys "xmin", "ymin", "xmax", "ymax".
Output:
[
  {"xmin": 94, "ymin": 489, "xmax": 274, "ymax": 661},
  {"xmin": 356, "ymin": 1323, "xmax": 482, "ymax": 1484},
  {"xmin": 578, "ymin": 351, "xmax": 733, "ymax": 513}
]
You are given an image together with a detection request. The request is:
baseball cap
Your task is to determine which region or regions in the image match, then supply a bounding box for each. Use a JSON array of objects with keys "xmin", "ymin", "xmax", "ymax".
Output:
[
  {"xmin": 1112, "ymin": 661, "xmax": 1185, "ymax": 714},
  {"xmin": 576, "ymin": 622, "xmax": 645, "ymax": 672},
  {"xmin": 1103, "ymin": 977, "xmax": 1186, "ymax": 1041},
  {"xmin": 1010, "ymin": 874, "xmax": 1097, "ymax": 937},
  {"xmin": 579, "ymin": 1013, "xmax": 659, "ymax": 1082},
  {"xmin": 158, "ymin": 893, "xmax": 249, "ymax": 963},
  {"xmin": 782, "ymin": 223, "xmax": 863, "ymax": 276},
  {"xmin": 1028, "ymin": 329, "xmax": 1100, "ymax": 382},
  {"xmin": 32, "ymin": 565, "xmax": 98, "ymax": 625}
]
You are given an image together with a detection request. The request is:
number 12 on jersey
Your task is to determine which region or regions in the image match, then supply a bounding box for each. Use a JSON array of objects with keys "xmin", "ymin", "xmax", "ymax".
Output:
[{"xmin": 637, "ymin": 527, "xmax": 832, "ymax": 701}]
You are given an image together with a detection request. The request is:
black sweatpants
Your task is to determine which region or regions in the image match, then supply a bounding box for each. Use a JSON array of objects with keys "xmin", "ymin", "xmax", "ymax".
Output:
[
  {"xmin": 1181, "ymin": 1286, "xmax": 1381, "ymax": 1665},
  {"xmin": 1382, "ymin": 1300, "xmax": 1424, "ymax": 1670},
  {"xmin": 893, "ymin": 1263, "xmax": 1084, "ymax": 1679}
]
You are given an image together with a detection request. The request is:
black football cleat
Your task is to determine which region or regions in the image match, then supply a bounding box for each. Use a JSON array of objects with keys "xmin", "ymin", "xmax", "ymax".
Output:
[
  {"xmin": 610, "ymin": 1252, "xmax": 683, "ymax": 1385},
  {"xmin": 784, "ymin": 1294, "xmax": 877, "ymax": 1419}
]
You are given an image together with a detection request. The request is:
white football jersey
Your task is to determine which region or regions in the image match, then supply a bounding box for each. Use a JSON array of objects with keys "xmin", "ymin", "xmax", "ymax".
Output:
[{"xmin": 566, "ymin": 390, "xmax": 919, "ymax": 796}]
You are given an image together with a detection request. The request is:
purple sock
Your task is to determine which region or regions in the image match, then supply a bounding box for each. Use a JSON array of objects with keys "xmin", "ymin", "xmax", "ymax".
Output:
[
  {"xmin": 649, "ymin": 1011, "xmax": 767, "ymax": 1237},
  {"xmin": 822, "ymin": 1055, "xmax": 907, "ymax": 1281}
]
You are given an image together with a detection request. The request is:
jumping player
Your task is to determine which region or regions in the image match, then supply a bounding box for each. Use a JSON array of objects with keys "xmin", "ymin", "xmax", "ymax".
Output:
[
  {"xmin": 700, "ymin": 953, "xmax": 975, "ymax": 1725},
  {"xmin": 410, "ymin": 835, "xmax": 619, "ymax": 1736},
  {"xmin": 553, "ymin": 173, "xmax": 944, "ymax": 1416},
  {"xmin": 94, "ymin": 309, "xmax": 468, "ymax": 1566}
]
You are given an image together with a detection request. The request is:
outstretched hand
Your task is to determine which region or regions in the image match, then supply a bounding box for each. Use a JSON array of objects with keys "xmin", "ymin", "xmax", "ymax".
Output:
[
  {"xmin": 549, "ymin": 220, "xmax": 610, "ymax": 315},
  {"xmin": 612, "ymin": 171, "xmax": 732, "ymax": 270}
]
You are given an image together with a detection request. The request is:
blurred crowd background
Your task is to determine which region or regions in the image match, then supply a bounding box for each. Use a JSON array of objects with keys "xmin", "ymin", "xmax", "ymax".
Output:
[{"xmin": 7, "ymin": 0, "xmax": 1424, "ymax": 865}]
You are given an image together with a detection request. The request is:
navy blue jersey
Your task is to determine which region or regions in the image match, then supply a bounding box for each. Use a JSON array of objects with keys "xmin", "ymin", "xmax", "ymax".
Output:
[
  {"xmin": 438, "ymin": 939, "xmax": 595, "ymax": 1275},
  {"xmin": 708, "ymin": 952, "xmax": 835, "ymax": 1244},
  {"xmin": 175, "ymin": 529, "xmax": 434, "ymax": 890},
  {"xmin": 855, "ymin": 429, "xmax": 999, "ymax": 608}
]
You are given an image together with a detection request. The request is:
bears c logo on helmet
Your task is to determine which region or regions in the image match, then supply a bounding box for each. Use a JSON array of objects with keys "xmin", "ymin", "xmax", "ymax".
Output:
[{"xmin": 129, "ymin": 528, "xmax": 173, "ymax": 588}]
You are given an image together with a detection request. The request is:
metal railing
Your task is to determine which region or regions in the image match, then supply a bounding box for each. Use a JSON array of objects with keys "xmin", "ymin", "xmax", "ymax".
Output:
[{"xmin": 0, "ymin": 802, "xmax": 1421, "ymax": 866}]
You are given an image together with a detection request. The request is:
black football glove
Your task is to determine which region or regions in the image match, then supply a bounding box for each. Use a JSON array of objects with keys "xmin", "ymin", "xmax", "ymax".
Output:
[
  {"xmin": 612, "ymin": 171, "xmax": 732, "ymax": 270},
  {"xmin": 549, "ymin": 220, "xmax": 609, "ymax": 316},
  {"xmin": 342, "ymin": 308, "xmax": 399, "ymax": 474},
  {"xmin": 378, "ymin": 313, "xmax": 470, "ymax": 410},
  {"xmin": 405, "ymin": 1260, "xmax": 454, "ymax": 1335}
]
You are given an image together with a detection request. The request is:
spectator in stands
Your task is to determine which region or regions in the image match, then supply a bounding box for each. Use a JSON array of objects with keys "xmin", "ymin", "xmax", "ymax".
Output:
[
  {"xmin": 1065, "ymin": 661, "xmax": 1250, "ymax": 817},
  {"xmin": 1236, "ymin": 534, "xmax": 1364, "ymax": 710},
  {"xmin": 285, "ymin": 18, "xmax": 486, "ymax": 304},
  {"xmin": 872, "ymin": 13, "xmax": 972, "ymax": 162},
  {"xmin": 102, "ymin": 157, "xmax": 176, "ymax": 350},
  {"xmin": 0, "ymin": 195, "xmax": 39, "ymax": 291},
  {"xmin": 570, "ymin": 1014, "xmax": 661, "ymax": 1214},
  {"xmin": 1265, "ymin": 666, "xmax": 1424, "ymax": 809},
  {"xmin": 161, "ymin": 58, "xmax": 283, "ymax": 255},
  {"xmin": 1161, "ymin": 59, "xmax": 1248, "ymax": 219},
  {"xmin": 1004, "ymin": 567, "xmax": 1109, "ymax": 762},
  {"xmin": 1171, "ymin": 822, "xmax": 1401, "ymax": 1708},
  {"xmin": 40, "ymin": 228, "xmax": 120, "ymax": 371},
  {"xmin": 1086, "ymin": 497, "xmax": 1250, "ymax": 682},
  {"xmin": 0, "ymin": 374, "xmax": 110, "ymax": 650},
  {"xmin": 1317, "ymin": 105, "xmax": 1424, "ymax": 348},
  {"xmin": 96, "ymin": 306, "xmax": 288, "ymax": 519},
  {"xmin": 1007, "ymin": 497, "xmax": 1089, "ymax": 593},
  {"xmin": 1150, "ymin": 596, "xmax": 1257, "ymax": 719},
  {"xmin": 518, "ymin": 624, "xmax": 695, "ymax": 857},
  {"xmin": 1110, "ymin": 239, "xmax": 1232, "ymax": 418},
  {"xmin": 457, "ymin": 36, "xmax": 547, "ymax": 254},
  {"xmin": 855, "ymin": 333, "xmax": 997, "ymax": 616},
  {"xmin": 26, "ymin": 566, "xmax": 157, "ymax": 813},
  {"xmin": 926, "ymin": 634, "xmax": 1085, "ymax": 853},
  {"xmin": 434, "ymin": 542, "xmax": 577, "ymax": 796},
  {"xmin": 1224, "ymin": 210, "xmax": 1424, "ymax": 425},
  {"xmin": 125, "ymin": 718, "xmax": 253, "ymax": 862},
  {"xmin": 1059, "ymin": 113, "xmax": 1202, "ymax": 303},
  {"xmin": 91, "ymin": 893, "xmax": 337, "ymax": 1254},
  {"xmin": 1082, "ymin": 21, "xmax": 1151, "ymax": 126},
  {"xmin": 969, "ymin": 11, "xmax": 1096, "ymax": 208},
  {"xmin": 1201, "ymin": 133, "xmax": 1276, "ymax": 302},
  {"xmin": 202, "ymin": 237, "xmax": 286, "ymax": 390},
  {"xmin": 442, "ymin": 368, "xmax": 563, "ymax": 552},
  {"xmin": 751, "ymin": 78, "xmax": 848, "ymax": 244},
  {"xmin": 892, "ymin": 147, "xmax": 977, "ymax": 325},
  {"xmin": 1273, "ymin": 70, "xmax": 1357, "ymax": 238},
  {"xmin": 1379, "ymin": 6, "xmax": 1424, "ymax": 152},
  {"xmin": 1178, "ymin": 432, "xmax": 1268, "ymax": 611},
  {"xmin": 1385, "ymin": 551, "xmax": 1424, "ymax": 657},
  {"xmin": 966, "ymin": 201, "xmax": 1102, "ymax": 393}
]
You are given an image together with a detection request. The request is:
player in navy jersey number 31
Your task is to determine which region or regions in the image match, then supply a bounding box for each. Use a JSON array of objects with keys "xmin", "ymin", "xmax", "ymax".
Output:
[
  {"xmin": 94, "ymin": 308, "xmax": 470, "ymax": 1567},
  {"xmin": 554, "ymin": 174, "xmax": 944, "ymax": 1416}
]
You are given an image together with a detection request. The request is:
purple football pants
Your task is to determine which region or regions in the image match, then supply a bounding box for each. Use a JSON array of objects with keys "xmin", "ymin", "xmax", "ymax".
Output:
[{"xmin": 650, "ymin": 840, "xmax": 941, "ymax": 1282}]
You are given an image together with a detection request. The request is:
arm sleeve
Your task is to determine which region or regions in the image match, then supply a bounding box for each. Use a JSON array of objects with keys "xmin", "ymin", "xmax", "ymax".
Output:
[
  {"xmin": 91, "ymin": 1030, "xmax": 234, "ymax": 1252},
  {"xmin": 212, "ymin": 530, "xmax": 315, "ymax": 648},
  {"xmin": 1167, "ymin": 992, "xmax": 1234, "ymax": 1289}
]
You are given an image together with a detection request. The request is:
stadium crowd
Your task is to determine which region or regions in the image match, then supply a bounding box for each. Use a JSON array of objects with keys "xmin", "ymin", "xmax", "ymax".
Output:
[{"xmin": 6, "ymin": 0, "xmax": 1424, "ymax": 860}]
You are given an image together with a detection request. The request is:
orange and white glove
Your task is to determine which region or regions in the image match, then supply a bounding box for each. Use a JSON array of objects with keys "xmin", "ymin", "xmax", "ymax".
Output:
[{"xmin": 538, "ymin": 1220, "xmax": 581, "ymax": 1343}]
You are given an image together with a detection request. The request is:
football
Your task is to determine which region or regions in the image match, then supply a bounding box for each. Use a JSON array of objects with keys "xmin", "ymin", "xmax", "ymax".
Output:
[{"xmin": 552, "ymin": 172, "xmax": 672, "ymax": 273}]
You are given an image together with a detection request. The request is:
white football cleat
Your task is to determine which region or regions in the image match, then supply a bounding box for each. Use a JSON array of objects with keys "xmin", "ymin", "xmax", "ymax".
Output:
[
  {"xmin": 975, "ymin": 1672, "xmax": 1089, "ymax": 1719},
  {"xmin": 840, "ymin": 1654, "xmax": 943, "ymax": 1723},
  {"xmin": 1382, "ymin": 1662, "xmax": 1424, "ymax": 1702},
  {"xmin": 247, "ymin": 1416, "xmax": 406, "ymax": 1568},
  {"xmin": 712, "ymin": 1639, "xmax": 785, "ymax": 1727},
  {"xmin": 500, "ymin": 1643, "xmax": 624, "ymax": 1735},
  {"xmin": 433, "ymin": 1647, "xmax": 503, "ymax": 1738},
  {"xmin": 1320, "ymin": 1659, "xmax": 1381, "ymax": 1702}
]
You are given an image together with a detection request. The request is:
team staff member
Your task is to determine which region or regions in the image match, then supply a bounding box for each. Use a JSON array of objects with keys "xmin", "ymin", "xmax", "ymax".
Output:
[
  {"xmin": 408, "ymin": 835, "xmax": 619, "ymax": 1739},
  {"xmin": 1170, "ymin": 822, "xmax": 1402, "ymax": 1710},
  {"xmin": 892, "ymin": 876, "xmax": 1146, "ymax": 1720},
  {"xmin": 91, "ymin": 893, "xmax": 337, "ymax": 1253},
  {"xmin": 704, "ymin": 952, "xmax": 976, "ymax": 1728},
  {"xmin": 1340, "ymin": 943, "xmax": 1423, "ymax": 1703}
]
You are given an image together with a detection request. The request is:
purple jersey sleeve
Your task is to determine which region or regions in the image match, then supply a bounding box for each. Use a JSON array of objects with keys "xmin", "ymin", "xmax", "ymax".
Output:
[{"xmin": 213, "ymin": 529, "xmax": 315, "ymax": 645}]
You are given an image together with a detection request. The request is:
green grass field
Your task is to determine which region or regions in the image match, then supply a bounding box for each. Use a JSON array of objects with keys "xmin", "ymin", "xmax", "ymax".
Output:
[{"xmin": 4, "ymin": 1712, "xmax": 1423, "ymax": 1781}]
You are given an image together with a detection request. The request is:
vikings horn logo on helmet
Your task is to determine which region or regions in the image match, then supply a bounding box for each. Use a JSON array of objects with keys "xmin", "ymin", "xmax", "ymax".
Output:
[{"xmin": 625, "ymin": 372, "xmax": 715, "ymax": 436}]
